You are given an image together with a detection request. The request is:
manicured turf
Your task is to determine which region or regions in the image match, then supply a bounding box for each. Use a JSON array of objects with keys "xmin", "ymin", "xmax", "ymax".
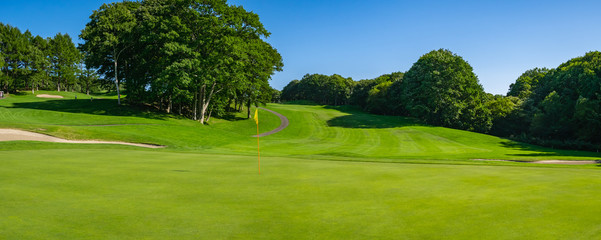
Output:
[
  {"xmin": 1, "ymin": 91, "xmax": 599, "ymax": 162},
  {"xmin": 2, "ymin": 91, "xmax": 601, "ymax": 239},
  {"xmin": 2, "ymin": 149, "xmax": 601, "ymax": 239}
]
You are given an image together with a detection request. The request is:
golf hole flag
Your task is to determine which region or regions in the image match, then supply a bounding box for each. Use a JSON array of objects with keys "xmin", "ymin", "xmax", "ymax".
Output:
[{"xmin": 254, "ymin": 109, "xmax": 259, "ymax": 125}]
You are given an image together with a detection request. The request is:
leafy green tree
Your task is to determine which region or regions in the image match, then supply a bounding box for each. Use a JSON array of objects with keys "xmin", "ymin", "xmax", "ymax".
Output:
[
  {"xmin": 80, "ymin": 2, "xmax": 138, "ymax": 104},
  {"xmin": 486, "ymin": 95, "xmax": 519, "ymax": 136},
  {"xmin": 280, "ymin": 73, "xmax": 353, "ymax": 105},
  {"xmin": 281, "ymin": 80, "xmax": 301, "ymax": 101},
  {"xmin": 401, "ymin": 49, "xmax": 490, "ymax": 132},
  {"xmin": 527, "ymin": 51, "xmax": 601, "ymax": 143},
  {"xmin": 28, "ymin": 35, "xmax": 51, "ymax": 93},
  {"xmin": 48, "ymin": 33, "xmax": 80, "ymax": 92},
  {"xmin": 77, "ymin": 60, "xmax": 100, "ymax": 95},
  {"xmin": 0, "ymin": 23, "xmax": 29, "ymax": 92},
  {"xmin": 507, "ymin": 68, "xmax": 549, "ymax": 100},
  {"xmin": 80, "ymin": 0, "xmax": 282, "ymax": 123},
  {"xmin": 365, "ymin": 81, "xmax": 393, "ymax": 114}
]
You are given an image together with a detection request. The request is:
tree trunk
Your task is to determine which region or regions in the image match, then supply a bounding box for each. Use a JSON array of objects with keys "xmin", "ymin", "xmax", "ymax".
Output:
[
  {"xmin": 193, "ymin": 91, "xmax": 198, "ymax": 120},
  {"xmin": 247, "ymin": 98, "xmax": 251, "ymax": 119},
  {"xmin": 167, "ymin": 94, "xmax": 172, "ymax": 114},
  {"xmin": 114, "ymin": 58, "xmax": 121, "ymax": 105},
  {"xmin": 207, "ymin": 106, "xmax": 213, "ymax": 123},
  {"xmin": 199, "ymin": 82, "xmax": 218, "ymax": 125}
]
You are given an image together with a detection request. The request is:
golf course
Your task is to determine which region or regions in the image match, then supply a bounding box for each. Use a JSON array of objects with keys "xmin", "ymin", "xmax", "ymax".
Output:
[{"xmin": 2, "ymin": 91, "xmax": 601, "ymax": 239}]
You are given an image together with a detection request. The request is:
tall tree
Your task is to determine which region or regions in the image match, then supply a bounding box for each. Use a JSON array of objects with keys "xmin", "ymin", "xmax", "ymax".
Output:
[
  {"xmin": 48, "ymin": 33, "xmax": 80, "ymax": 92},
  {"xmin": 401, "ymin": 49, "xmax": 490, "ymax": 132},
  {"xmin": 80, "ymin": 1, "xmax": 138, "ymax": 104}
]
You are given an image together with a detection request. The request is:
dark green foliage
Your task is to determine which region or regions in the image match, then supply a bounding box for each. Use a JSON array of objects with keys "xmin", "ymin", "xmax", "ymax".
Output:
[
  {"xmin": 280, "ymin": 73, "xmax": 354, "ymax": 105},
  {"xmin": 348, "ymin": 79, "xmax": 378, "ymax": 108},
  {"xmin": 486, "ymin": 95, "xmax": 519, "ymax": 136},
  {"xmin": 79, "ymin": 0, "xmax": 282, "ymax": 123},
  {"xmin": 497, "ymin": 51, "xmax": 601, "ymax": 151},
  {"xmin": 507, "ymin": 68, "xmax": 549, "ymax": 100},
  {"xmin": 48, "ymin": 33, "xmax": 81, "ymax": 92},
  {"xmin": 0, "ymin": 23, "xmax": 83, "ymax": 93},
  {"xmin": 401, "ymin": 49, "xmax": 490, "ymax": 132},
  {"xmin": 528, "ymin": 51, "xmax": 601, "ymax": 144},
  {"xmin": 365, "ymin": 81, "xmax": 393, "ymax": 114},
  {"xmin": 350, "ymin": 72, "xmax": 404, "ymax": 113}
]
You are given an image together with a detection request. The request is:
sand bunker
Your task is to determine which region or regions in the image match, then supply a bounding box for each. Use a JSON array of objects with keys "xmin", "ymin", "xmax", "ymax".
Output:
[
  {"xmin": 0, "ymin": 129, "xmax": 164, "ymax": 148},
  {"xmin": 474, "ymin": 159, "xmax": 598, "ymax": 165},
  {"xmin": 36, "ymin": 94, "xmax": 64, "ymax": 98}
]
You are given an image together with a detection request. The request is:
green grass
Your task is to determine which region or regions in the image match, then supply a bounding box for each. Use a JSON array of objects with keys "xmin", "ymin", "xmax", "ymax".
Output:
[
  {"xmin": 2, "ymin": 149, "xmax": 601, "ymax": 239},
  {"xmin": 2, "ymin": 91, "xmax": 601, "ymax": 239}
]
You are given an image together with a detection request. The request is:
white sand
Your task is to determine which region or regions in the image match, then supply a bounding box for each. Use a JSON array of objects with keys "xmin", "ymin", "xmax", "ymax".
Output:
[
  {"xmin": 36, "ymin": 94, "xmax": 64, "ymax": 98},
  {"xmin": 0, "ymin": 129, "xmax": 164, "ymax": 148},
  {"xmin": 474, "ymin": 159, "xmax": 597, "ymax": 165}
]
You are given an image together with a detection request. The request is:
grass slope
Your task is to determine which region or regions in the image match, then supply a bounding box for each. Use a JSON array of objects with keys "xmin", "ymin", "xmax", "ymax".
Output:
[
  {"xmin": 2, "ymin": 92, "xmax": 601, "ymax": 239},
  {"xmin": 1, "ymin": 91, "xmax": 599, "ymax": 162}
]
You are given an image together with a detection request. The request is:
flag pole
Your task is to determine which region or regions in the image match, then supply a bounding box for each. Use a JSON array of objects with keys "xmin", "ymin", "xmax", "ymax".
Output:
[
  {"xmin": 254, "ymin": 108, "xmax": 260, "ymax": 174},
  {"xmin": 257, "ymin": 118, "xmax": 260, "ymax": 174}
]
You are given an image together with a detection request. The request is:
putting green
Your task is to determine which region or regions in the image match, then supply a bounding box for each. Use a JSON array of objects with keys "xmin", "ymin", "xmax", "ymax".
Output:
[{"xmin": 2, "ymin": 149, "xmax": 601, "ymax": 239}]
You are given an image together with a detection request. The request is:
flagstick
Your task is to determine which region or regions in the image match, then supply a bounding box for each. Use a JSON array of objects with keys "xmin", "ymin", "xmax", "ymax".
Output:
[{"xmin": 257, "ymin": 121, "xmax": 260, "ymax": 174}]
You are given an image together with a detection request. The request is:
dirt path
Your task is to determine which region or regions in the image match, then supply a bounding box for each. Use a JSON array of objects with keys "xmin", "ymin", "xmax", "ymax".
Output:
[
  {"xmin": 253, "ymin": 107, "xmax": 289, "ymax": 137},
  {"xmin": 474, "ymin": 159, "xmax": 600, "ymax": 165},
  {"xmin": 0, "ymin": 129, "xmax": 164, "ymax": 148}
]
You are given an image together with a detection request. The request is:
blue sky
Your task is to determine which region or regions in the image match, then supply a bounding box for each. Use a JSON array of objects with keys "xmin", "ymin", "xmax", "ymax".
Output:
[{"xmin": 1, "ymin": 0, "xmax": 600, "ymax": 94}]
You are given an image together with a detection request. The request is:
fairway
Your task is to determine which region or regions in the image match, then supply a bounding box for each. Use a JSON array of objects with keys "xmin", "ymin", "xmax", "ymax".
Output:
[{"xmin": 2, "ymin": 92, "xmax": 601, "ymax": 239}]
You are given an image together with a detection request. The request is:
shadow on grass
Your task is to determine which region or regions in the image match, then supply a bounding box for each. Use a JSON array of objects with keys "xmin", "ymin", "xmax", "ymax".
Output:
[
  {"xmin": 324, "ymin": 105, "xmax": 422, "ymax": 129},
  {"xmin": 499, "ymin": 140, "xmax": 601, "ymax": 159},
  {"xmin": 9, "ymin": 98, "xmax": 168, "ymax": 120},
  {"xmin": 281, "ymin": 100, "xmax": 320, "ymax": 105},
  {"xmin": 220, "ymin": 112, "xmax": 247, "ymax": 121}
]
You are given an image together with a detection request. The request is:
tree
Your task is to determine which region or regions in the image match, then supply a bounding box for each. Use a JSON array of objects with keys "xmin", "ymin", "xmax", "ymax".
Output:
[
  {"xmin": 279, "ymin": 73, "xmax": 353, "ymax": 105},
  {"xmin": 80, "ymin": 1, "xmax": 138, "ymax": 104},
  {"xmin": 80, "ymin": 0, "xmax": 282, "ymax": 124},
  {"xmin": 528, "ymin": 51, "xmax": 601, "ymax": 143},
  {"xmin": 401, "ymin": 49, "xmax": 490, "ymax": 132},
  {"xmin": 365, "ymin": 81, "xmax": 393, "ymax": 114},
  {"xmin": 78, "ymin": 61, "xmax": 100, "ymax": 95},
  {"xmin": 48, "ymin": 33, "xmax": 80, "ymax": 92},
  {"xmin": 507, "ymin": 68, "xmax": 549, "ymax": 100}
]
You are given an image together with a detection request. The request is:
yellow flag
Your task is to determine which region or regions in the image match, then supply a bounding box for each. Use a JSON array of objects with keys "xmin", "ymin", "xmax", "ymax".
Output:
[{"xmin": 253, "ymin": 109, "xmax": 259, "ymax": 125}]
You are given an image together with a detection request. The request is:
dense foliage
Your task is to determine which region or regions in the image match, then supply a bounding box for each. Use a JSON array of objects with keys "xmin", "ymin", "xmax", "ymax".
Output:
[
  {"xmin": 80, "ymin": 0, "xmax": 283, "ymax": 123},
  {"xmin": 0, "ymin": 23, "xmax": 95, "ymax": 93},
  {"xmin": 280, "ymin": 73, "xmax": 354, "ymax": 105},
  {"xmin": 401, "ymin": 49, "xmax": 490, "ymax": 132},
  {"xmin": 282, "ymin": 50, "xmax": 601, "ymax": 151},
  {"xmin": 496, "ymin": 51, "xmax": 601, "ymax": 150}
]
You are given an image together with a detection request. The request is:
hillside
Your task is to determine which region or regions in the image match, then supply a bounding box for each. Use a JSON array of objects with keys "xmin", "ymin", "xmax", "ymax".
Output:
[{"xmin": 1, "ymin": 91, "xmax": 600, "ymax": 163}]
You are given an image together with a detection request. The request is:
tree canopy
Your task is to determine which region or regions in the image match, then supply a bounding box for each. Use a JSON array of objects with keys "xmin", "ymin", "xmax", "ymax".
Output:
[
  {"xmin": 79, "ymin": 0, "xmax": 283, "ymax": 123},
  {"xmin": 401, "ymin": 49, "xmax": 490, "ymax": 132}
]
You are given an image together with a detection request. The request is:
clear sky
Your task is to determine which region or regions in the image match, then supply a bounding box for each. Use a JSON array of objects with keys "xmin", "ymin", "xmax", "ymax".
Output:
[{"xmin": 1, "ymin": 0, "xmax": 600, "ymax": 94}]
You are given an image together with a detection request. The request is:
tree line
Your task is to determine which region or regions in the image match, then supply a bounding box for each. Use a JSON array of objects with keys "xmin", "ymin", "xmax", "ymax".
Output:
[
  {"xmin": 2, "ymin": 0, "xmax": 282, "ymax": 125},
  {"xmin": 281, "ymin": 49, "xmax": 601, "ymax": 151},
  {"xmin": 79, "ymin": 0, "xmax": 283, "ymax": 124},
  {"xmin": 0, "ymin": 23, "xmax": 102, "ymax": 94}
]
